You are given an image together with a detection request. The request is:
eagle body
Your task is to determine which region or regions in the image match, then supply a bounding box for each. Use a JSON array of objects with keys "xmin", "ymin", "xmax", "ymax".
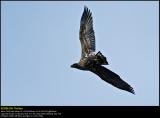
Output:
[{"xmin": 72, "ymin": 51, "xmax": 108, "ymax": 70}]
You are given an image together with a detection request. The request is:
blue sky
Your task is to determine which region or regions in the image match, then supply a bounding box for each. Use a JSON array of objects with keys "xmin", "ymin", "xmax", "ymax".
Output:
[{"xmin": 1, "ymin": 1, "xmax": 159, "ymax": 106}]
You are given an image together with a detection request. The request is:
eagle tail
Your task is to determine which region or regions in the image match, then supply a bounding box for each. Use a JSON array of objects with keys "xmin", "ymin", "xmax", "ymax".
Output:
[{"xmin": 96, "ymin": 51, "xmax": 108, "ymax": 65}]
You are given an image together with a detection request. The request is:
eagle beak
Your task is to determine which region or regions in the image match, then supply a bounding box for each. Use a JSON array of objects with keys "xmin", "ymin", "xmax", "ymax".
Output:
[{"xmin": 71, "ymin": 64, "xmax": 74, "ymax": 68}]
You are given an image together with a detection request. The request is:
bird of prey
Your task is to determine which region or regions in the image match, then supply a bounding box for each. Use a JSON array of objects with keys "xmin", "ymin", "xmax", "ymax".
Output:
[{"xmin": 71, "ymin": 6, "xmax": 135, "ymax": 94}]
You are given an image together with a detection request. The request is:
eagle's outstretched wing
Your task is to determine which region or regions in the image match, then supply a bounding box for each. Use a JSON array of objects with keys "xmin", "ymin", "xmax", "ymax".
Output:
[
  {"xmin": 79, "ymin": 6, "xmax": 95, "ymax": 59},
  {"xmin": 89, "ymin": 65, "xmax": 135, "ymax": 94}
]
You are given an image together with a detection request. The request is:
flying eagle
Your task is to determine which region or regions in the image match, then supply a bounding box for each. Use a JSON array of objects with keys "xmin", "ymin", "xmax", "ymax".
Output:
[{"xmin": 71, "ymin": 6, "xmax": 135, "ymax": 94}]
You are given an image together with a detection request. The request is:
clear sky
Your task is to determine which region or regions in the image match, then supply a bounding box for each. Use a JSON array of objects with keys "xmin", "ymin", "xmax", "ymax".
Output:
[{"xmin": 1, "ymin": 1, "xmax": 159, "ymax": 106}]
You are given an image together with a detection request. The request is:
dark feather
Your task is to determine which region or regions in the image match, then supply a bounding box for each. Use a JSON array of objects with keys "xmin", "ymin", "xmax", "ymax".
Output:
[
  {"xmin": 89, "ymin": 65, "xmax": 135, "ymax": 94},
  {"xmin": 79, "ymin": 6, "xmax": 95, "ymax": 59}
]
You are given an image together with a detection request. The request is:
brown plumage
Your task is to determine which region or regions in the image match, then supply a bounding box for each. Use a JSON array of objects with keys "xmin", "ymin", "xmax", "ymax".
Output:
[{"xmin": 71, "ymin": 6, "xmax": 135, "ymax": 94}]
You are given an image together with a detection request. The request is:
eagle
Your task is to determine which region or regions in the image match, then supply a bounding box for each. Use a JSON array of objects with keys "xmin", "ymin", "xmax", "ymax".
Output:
[{"xmin": 71, "ymin": 6, "xmax": 135, "ymax": 94}]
